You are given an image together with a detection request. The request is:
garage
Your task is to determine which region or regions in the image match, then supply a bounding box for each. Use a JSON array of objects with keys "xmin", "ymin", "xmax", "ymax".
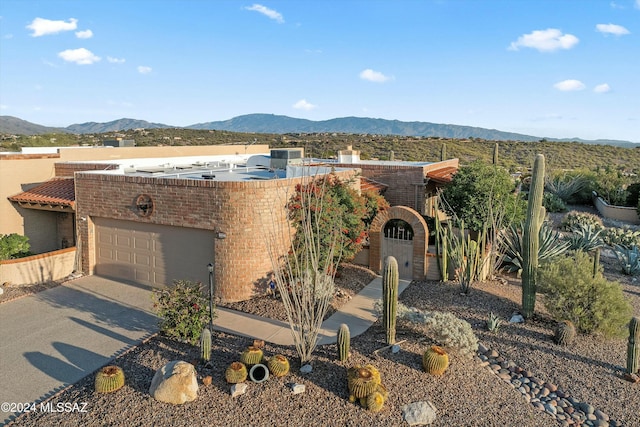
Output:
[{"xmin": 94, "ymin": 218, "xmax": 214, "ymax": 287}]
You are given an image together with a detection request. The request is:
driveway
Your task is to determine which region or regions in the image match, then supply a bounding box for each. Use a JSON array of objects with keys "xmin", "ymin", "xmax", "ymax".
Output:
[{"xmin": 0, "ymin": 276, "xmax": 158, "ymax": 425}]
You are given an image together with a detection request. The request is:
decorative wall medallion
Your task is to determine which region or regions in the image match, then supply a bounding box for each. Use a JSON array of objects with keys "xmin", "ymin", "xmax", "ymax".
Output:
[{"xmin": 135, "ymin": 194, "xmax": 154, "ymax": 217}]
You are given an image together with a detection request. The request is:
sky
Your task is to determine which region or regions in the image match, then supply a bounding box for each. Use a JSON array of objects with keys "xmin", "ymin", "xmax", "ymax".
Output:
[{"xmin": 0, "ymin": 0, "xmax": 639, "ymax": 142}]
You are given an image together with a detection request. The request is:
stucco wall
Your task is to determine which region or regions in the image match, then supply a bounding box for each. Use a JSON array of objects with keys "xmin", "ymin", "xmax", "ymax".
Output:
[
  {"xmin": 0, "ymin": 247, "xmax": 76, "ymax": 286},
  {"xmin": 74, "ymin": 168, "xmax": 359, "ymax": 302},
  {"xmin": 593, "ymin": 193, "xmax": 640, "ymax": 225}
]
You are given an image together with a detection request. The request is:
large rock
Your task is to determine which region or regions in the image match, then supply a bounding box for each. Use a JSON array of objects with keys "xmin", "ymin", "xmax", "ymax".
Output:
[
  {"xmin": 401, "ymin": 401, "xmax": 437, "ymax": 426},
  {"xmin": 149, "ymin": 360, "xmax": 198, "ymax": 404}
]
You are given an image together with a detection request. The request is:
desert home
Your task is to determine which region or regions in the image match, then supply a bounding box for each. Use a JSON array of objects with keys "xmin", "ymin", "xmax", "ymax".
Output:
[{"xmin": 1, "ymin": 144, "xmax": 458, "ymax": 301}]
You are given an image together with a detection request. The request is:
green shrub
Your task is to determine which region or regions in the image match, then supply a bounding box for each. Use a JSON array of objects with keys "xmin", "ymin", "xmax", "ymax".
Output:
[
  {"xmin": 0, "ymin": 233, "xmax": 31, "ymax": 260},
  {"xmin": 626, "ymin": 182, "xmax": 640, "ymax": 207},
  {"xmin": 538, "ymin": 252, "xmax": 632, "ymax": 337},
  {"xmin": 543, "ymin": 192, "xmax": 567, "ymax": 213},
  {"xmin": 152, "ymin": 280, "xmax": 211, "ymax": 344},
  {"xmin": 561, "ymin": 210, "xmax": 604, "ymax": 232}
]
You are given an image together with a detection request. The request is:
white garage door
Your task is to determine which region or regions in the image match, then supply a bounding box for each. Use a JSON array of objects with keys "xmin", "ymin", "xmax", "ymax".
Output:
[{"xmin": 94, "ymin": 218, "xmax": 214, "ymax": 287}]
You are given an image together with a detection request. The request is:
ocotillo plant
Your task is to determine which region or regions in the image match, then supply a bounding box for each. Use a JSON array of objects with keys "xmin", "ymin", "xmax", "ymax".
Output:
[
  {"xmin": 522, "ymin": 154, "xmax": 545, "ymax": 319},
  {"xmin": 337, "ymin": 323, "xmax": 350, "ymax": 361},
  {"xmin": 382, "ymin": 256, "xmax": 399, "ymax": 345},
  {"xmin": 493, "ymin": 143, "xmax": 499, "ymax": 165},
  {"xmin": 440, "ymin": 143, "xmax": 447, "ymax": 161},
  {"xmin": 200, "ymin": 327, "xmax": 212, "ymax": 362},
  {"xmin": 628, "ymin": 316, "xmax": 639, "ymax": 375}
]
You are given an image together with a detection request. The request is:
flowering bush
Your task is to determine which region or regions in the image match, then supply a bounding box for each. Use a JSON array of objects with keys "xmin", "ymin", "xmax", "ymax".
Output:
[{"xmin": 152, "ymin": 280, "xmax": 211, "ymax": 344}]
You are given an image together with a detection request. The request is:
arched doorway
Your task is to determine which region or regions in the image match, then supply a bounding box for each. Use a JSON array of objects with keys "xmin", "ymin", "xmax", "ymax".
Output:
[{"xmin": 368, "ymin": 206, "xmax": 429, "ymax": 281}]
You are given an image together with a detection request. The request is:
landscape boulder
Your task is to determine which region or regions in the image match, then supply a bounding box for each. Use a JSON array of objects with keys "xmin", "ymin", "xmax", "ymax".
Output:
[{"xmin": 149, "ymin": 360, "xmax": 198, "ymax": 404}]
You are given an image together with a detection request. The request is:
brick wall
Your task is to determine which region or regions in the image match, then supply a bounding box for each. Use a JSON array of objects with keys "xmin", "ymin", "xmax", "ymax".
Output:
[
  {"xmin": 336, "ymin": 163, "xmax": 426, "ymax": 212},
  {"xmin": 55, "ymin": 162, "xmax": 120, "ymax": 177},
  {"xmin": 75, "ymin": 169, "xmax": 359, "ymax": 302}
]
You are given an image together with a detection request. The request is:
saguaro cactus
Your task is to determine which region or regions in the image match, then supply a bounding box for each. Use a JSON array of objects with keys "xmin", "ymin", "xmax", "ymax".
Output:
[
  {"xmin": 337, "ymin": 323, "xmax": 350, "ymax": 361},
  {"xmin": 440, "ymin": 143, "xmax": 447, "ymax": 161},
  {"xmin": 493, "ymin": 143, "xmax": 499, "ymax": 165},
  {"xmin": 628, "ymin": 316, "xmax": 640, "ymax": 375},
  {"xmin": 200, "ymin": 327, "xmax": 212, "ymax": 362},
  {"xmin": 382, "ymin": 256, "xmax": 399, "ymax": 345},
  {"xmin": 522, "ymin": 154, "xmax": 545, "ymax": 319}
]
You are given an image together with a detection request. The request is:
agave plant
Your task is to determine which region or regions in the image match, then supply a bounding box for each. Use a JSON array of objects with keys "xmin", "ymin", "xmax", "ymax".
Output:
[
  {"xmin": 566, "ymin": 223, "xmax": 604, "ymax": 253},
  {"xmin": 486, "ymin": 312, "xmax": 502, "ymax": 333},
  {"xmin": 499, "ymin": 221, "xmax": 570, "ymax": 276},
  {"xmin": 613, "ymin": 245, "xmax": 640, "ymax": 275},
  {"xmin": 544, "ymin": 175, "xmax": 588, "ymax": 203}
]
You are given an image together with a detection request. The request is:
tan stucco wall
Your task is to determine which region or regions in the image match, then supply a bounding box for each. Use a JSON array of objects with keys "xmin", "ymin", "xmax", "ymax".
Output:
[
  {"xmin": 0, "ymin": 247, "xmax": 76, "ymax": 286},
  {"xmin": 0, "ymin": 145, "xmax": 270, "ymax": 252},
  {"xmin": 593, "ymin": 194, "xmax": 640, "ymax": 225}
]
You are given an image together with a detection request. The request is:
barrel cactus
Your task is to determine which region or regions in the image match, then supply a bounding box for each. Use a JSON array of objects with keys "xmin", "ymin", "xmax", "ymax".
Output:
[
  {"xmin": 348, "ymin": 366, "xmax": 379, "ymax": 398},
  {"xmin": 422, "ymin": 345, "xmax": 449, "ymax": 375},
  {"xmin": 225, "ymin": 361, "xmax": 248, "ymax": 384},
  {"xmin": 95, "ymin": 365, "xmax": 125, "ymax": 393},
  {"xmin": 628, "ymin": 317, "xmax": 640, "ymax": 375},
  {"xmin": 240, "ymin": 346, "xmax": 264, "ymax": 366},
  {"xmin": 554, "ymin": 320, "xmax": 576, "ymax": 346},
  {"xmin": 382, "ymin": 256, "xmax": 399, "ymax": 345},
  {"xmin": 200, "ymin": 327, "xmax": 212, "ymax": 362},
  {"xmin": 337, "ymin": 323, "xmax": 350, "ymax": 362},
  {"xmin": 365, "ymin": 391, "xmax": 385, "ymax": 412},
  {"xmin": 267, "ymin": 354, "xmax": 290, "ymax": 377}
]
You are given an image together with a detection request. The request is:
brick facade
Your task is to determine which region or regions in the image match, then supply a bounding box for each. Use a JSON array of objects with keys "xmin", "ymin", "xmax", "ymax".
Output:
[{"xmin": 75, "ymin": 169, "xmax": 359, "ymax": 302}]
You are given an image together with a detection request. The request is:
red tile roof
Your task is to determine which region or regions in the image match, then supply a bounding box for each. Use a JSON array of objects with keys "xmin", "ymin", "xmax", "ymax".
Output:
[
  {"xmin": 426, "ymin": 166, "xmax": 457, "ymax": 184},
  {"xmin": 8, "ymin": 178, "xmax": 75, "ymax": 208},
  {"xmin": 360, "ymin": 177, "xmax": 388, "ymax": 193}
]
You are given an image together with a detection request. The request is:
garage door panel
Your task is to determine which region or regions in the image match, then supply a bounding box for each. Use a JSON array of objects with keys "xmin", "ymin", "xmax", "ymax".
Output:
[{"xmin": 94, "ymin": 218, "xmax": 213, "ymax": 287}]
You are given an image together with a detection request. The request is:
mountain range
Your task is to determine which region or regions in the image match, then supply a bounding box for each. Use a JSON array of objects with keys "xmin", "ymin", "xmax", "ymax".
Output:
[{"xmin": 0, "ymin": 114, "xmax": 637, "ymax": 147}]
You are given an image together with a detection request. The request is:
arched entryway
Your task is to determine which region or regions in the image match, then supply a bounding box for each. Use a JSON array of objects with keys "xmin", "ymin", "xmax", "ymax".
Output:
[{"xmin": 368, "ymin": 206, "xmax": 429, "ymax": 281}]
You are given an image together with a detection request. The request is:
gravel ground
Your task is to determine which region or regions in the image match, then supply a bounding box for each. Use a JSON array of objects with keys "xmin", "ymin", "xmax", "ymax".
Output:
[
  {"xmin": 9, "ymin": 254, "xmax": 639, "ymax": 427},
  {"xmin": 6, "ymin": 207, "xmax": 640, "ymax": 427}
]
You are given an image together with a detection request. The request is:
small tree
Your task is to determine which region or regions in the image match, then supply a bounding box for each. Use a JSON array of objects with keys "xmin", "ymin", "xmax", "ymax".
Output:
[
  {"xmin": 442, "ymin": 160, "xmax": 525, "ymax": 232},
  {"xmin": 267, "ymin": 172, "xmax": 344, "ymax": 364}
]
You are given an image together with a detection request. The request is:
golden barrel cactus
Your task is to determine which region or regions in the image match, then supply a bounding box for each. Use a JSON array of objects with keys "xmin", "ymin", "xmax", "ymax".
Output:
[
  {"xmin": 267, "ymin": 354, "xmax": 290, "ymax": 377},
  {"xmin": 240, "ymin": 346, "xmax": 264, "ymax": 366},
  {"xmin": 225, "ymin": 361, "xmax": 248, "ymax": 384},
  {"xmin": 422, "ymin": 345, "xmax": 449, "ymax": 375},
  {"xmin": 95, "ymin": 365, "xmax": 125, "ymax": 393}
]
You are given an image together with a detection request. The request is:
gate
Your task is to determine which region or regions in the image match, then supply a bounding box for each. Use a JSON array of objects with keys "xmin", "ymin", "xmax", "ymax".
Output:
[{"xmin": 382, "ymin": 220, "xmax": 413, "ymax": 280}]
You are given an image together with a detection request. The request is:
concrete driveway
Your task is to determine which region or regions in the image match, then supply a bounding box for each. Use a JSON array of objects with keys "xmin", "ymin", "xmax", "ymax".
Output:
[{"xmin": 0, "ymin": 276, "xmax": 159, "ymax": 425}]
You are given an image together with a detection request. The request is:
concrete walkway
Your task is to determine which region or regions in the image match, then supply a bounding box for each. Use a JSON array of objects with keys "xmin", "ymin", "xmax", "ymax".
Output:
[{"xmin": 0, "ymin": 274, "xmax": 410, "ymax": 425}]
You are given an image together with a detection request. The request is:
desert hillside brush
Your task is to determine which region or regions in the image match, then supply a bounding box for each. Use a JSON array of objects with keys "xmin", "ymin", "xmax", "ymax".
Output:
[{"xmin": 538, "ymin": 252, "xmax": 632, "ymax": 338}]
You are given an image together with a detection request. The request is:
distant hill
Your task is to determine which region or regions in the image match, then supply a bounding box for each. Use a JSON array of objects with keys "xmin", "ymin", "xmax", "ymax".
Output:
[
  {"xmin": 1, "ymin": 114, "xmax": 637, "ymax": 147},
  {"xmin": 0, "ymin": 116, "xmax": 69, "ymax": 135},
  {"xmin": 64, "ymin": 118, "xmax": 171, "ymax": 134}
]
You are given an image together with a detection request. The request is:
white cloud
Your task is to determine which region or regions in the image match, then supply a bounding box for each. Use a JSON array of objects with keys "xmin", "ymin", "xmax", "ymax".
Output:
[
  {"xmin": 509, "ymin": 28, "xmax": 579, "ymax": 52},
  {"xmin": 596, "ymin": 23, "xmax": 630, "ymax": 36},
  {"xmin": 75, "ymin": 29, "xmax": 93, "ymax": 39},
  {"xmin": 27, "ymin": 17, "xmax": 77, "ymax": 37},
  {"xmin": 594, "ymin": 83, "xmax": 611, "ymax": 93},
  {"xmin": 245, "ymin": 4, "xmax": 284, "ymax": 23},
  {"xmin": 359, "ymin": 68, "xmax": 391, "ymax": 83},
  {"xmin": 0, "ymin": 104, "xmax": 8, "ymax": 110},
  {"xmin": 107, "ymin": 56, "xmax": 126, "ymax": 64},
  {"xmin": 58, "ymin": 48, "xmax": 100, "ymax": 65},
  {"xmin": 292, "ymin": 99, "xmax": 317, "ymax": 111},
  {"xmin": 553, "ymin": 79, "xmax": 585, "ymax": 91},
  {"xmin": 137, "ymin": 66, "xmax": 152, "ymax": 74}
]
